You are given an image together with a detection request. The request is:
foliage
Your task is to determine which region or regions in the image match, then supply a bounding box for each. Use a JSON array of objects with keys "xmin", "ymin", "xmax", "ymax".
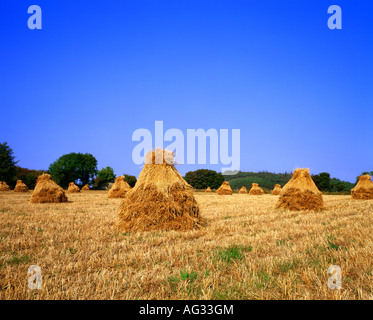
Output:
[
  {"xmin": 312, "ymin": 172, "xmax": 331, "ymax": 191},
  {"xmin": 224, "ymin": 171, "xmax": 293, "ymax": 190},
  {"xmin": 223, "ymin": 170, "xmax": 353, "ymax": 192},
  {"xmin": 312, "ymin": 172, "xmax": 354, "ymax": 192},
  {"xmin": 184, "ymin": 169, "xmax": 224, "ymax": 189},
  {"xmin": 14, "ymin": 167, "xmax": 45, "ymax": 189},
  {"xmin": 92, "ymin": 167, "xmax": 116, "ymax": 189},
  {"xmin": 0, "ymin": 142, "xmax": 18, "ymax": 186},
  {"xmin": 48, "ymin": 153, "xmax": 98, "ymax": 188},
  {"xmin": 123, "ymin": 174, "xmax": 137, "ymax": 188}
]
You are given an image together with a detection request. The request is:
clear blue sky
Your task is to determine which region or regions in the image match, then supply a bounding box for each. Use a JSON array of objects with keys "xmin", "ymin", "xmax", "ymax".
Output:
[{"xmin": 1, "ymin": 0, "xmax": 372, "ymax": 182}]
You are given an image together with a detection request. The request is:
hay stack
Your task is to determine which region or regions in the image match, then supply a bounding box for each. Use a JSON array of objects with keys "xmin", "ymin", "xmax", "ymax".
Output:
[
  {"xmin": 216, "ymin": 181, "xmax": 233, "ymax": 195},
  {"xmin": 351, "ymin": 175, "xmax": 373, "ymax": 200},
  {"xmin": 249, "ymin": 183, "xmax": 264, "ymax": 195},
  {"xmin": 107, "ymin": 176, "xmax": 131, "ymax": 198},
  {"xmin": 14, "ymin": 180, "xmax": 29, "ymax": 192},
  {"xmin": 205, "ymin": 187, "xmax": 212, "ymax": 193},
  {"xmin": 271, "ymin": 184, "xmax": 282, "ymax": 195},
  {"xmin": 82, "ymin": 184, "xmax": 90, "ymax": 191},
  {"xmin": 238, "ymin": 186, "xmax": 247, "ymax": 194},
  {"xmin": 117, "ymin": 149, "xmax": 204, "ymax": 232},
  {"xmin": 67, "ymin": 182, "xmax": 80, "ymax": 193},
  {"xmin": 275, "ymin": 168, "xmax": 324, "ymax": 211},
  {"xmin": 30, "ymin": 174, "xmax": 68, "ymax": 203},
  {"xmin": 0, "ymin": 181, "xmax": 10, "ymax": 191}
]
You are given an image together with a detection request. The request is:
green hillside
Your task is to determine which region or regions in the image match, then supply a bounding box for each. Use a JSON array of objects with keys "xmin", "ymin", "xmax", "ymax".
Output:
[
  {"xmin": 223, "ymin": 171, "xmax": 354, "ymax": 192},
  {"xmin": 224, "ymin": 171, "xmax": 292, "ymax": 190}
]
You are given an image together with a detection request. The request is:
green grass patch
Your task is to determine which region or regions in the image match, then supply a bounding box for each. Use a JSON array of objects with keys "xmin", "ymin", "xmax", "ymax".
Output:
[
  {"xmin": 5, "ymin": 254, "xmax": 31, "ymax": 265},
  {"xmin": 214, "ymin": 245, "xmax": 252, "ymax": 263}
]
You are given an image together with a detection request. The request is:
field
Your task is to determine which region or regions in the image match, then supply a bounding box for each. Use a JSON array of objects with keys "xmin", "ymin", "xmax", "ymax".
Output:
[{"xmin": 0, "ymin": 191, "xmax": 372, "ymax": 300}]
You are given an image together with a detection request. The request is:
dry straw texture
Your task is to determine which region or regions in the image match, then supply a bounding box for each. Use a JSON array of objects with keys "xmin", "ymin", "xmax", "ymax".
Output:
[
  {"xmin": 216, "ymin": 181, "xmax": 233, "ymax": 195},
  {"xmin": 30, "ymin": 174, "xmax": 68, "ymax": 203},
  {"xmin": 271, "ymin": 184, "xmax": 282, "ymax": 195},
  {"xmin": 14, "ymin": 180, "xmax": 29, "ymax": 193},
  {"xmin": 82, "ymin": 184, "xmax": 90, "ymax": 191},
  {"xmin": 107, "ymin": 176, "xmax": 131, "ymax": 198},
  {"xmin": 275, "ymin": 168, "xmax": 324, "ymax": 211},
  {"xmin": 249, "ymin": 183, "xmax": 264, "ymax": 195},
  {"xmin": 238, "ymin": 186, "xmax": 247, "ymax": 194},
  {"xmin": 205, "ymin": 187, "xmax": 212, "ymax": 193},
  {"xmin": 351, "ymin": 175, "xmax": 373, "ymax": 200},
  {"xmin": 117, "ymin": 149, "xmax": 204, "ymax": 232},
  {"xmin": 67, "ymin": 182, "xmax": 80, "ymax": 193},
  {"xmin": 0, "ymin": 181, "xmax": 11, "ymax": 191},
  {"xmin": 1, "ymin": 191, "xmax": 372, "ymax": 300}
]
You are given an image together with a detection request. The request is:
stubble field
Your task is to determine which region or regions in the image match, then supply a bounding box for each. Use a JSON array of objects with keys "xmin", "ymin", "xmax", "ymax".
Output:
[{"xmin": 0, "ymin": 191, "xmax": 372, "ymax": 300}]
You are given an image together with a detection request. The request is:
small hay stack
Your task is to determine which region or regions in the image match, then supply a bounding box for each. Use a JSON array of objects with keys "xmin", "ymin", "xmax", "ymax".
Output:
[
  {"xmin": 0, "ymin": 181, "xmax": 11, "ymax": 191},
  {"xmin": 14, "ymin": 180, "xmax": 29, "ymax": 192},
  {"xmin": 205, "ymin": 187, "xmax": 212, "ymax": 193},
  {"xmin": 275, "ymin": 168, "xmax": 324, "ymax": 211},
  {"xmin": 117, "ymin": 149, "xmax": 204, "ymax": 232},
  {"xmin": 271, "ymin": 184, "xmax": 282, "ymax": 195},
  {"xmin": 249, "ymin": 183, "xmax": 264, "ymax": 195},
  {"xmin": 67, "ymin": 182, "xmax": 80, "ymax": 193},
  {"xmin": 30, "ymin": 174, "xmax": 68, "ymax": 203},
  {"xmin": 107, "ymin": 176, "xmax": 131, "ymax": 198},
  {"xmin": 216, "ymin": 181, "xmax": 233, "ymax": 195},
  {"xmin": 351, "ymin": 175, "xmax": 373, "ymax": 200},
  {"xmin": 82, "ymin": 184, "xmax": 90, "ymax": 191},
  {"xmin": 238, "ymin": 186, "xmax": 247, "ymax": 194}
]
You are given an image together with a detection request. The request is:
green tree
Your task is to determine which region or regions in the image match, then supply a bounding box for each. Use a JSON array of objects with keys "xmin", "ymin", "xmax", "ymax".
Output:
[
  {"xmin": 48, "ymin": 153, "xmax": 98, "ymax": 188},
  {"xmin": 97, "ymin": 167, "xmax": 116, "ymax": 183},
  {"xmin": 184, "ymin": 169, "xmax": 224, "ymax": 189},
  {"xmin": 0, "ymin": 142, "xmax": 18, "ymax": 186},
  {"xmin": 123, "ymin": 174, "xmax": 137, "ymax": 188},
  {"xmin": 312, "ymin": 172, "xmax": 331, "ymax": 191},
  {"xmin": 15, "ymin": 167, "xmax": 45, "ymax": 189},
  {"xmin": 93, "ymin": 167, "xmax": 116, "ymax": 189}
]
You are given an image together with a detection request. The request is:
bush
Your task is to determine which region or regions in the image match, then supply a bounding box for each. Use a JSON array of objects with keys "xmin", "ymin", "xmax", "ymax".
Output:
[
  {"xmin": 0, "ymin": 142, "xmax": 18, "ymax": 187},
  {"xmin": 123, "ymin": 174, "xmax": 137, "ymax": 188},
  {"xmin": 14, "ymin": 167, "xmax": 45, "ymax": 189},
  {"xmin": 49, "ymin": 153, "xmax": 98, "ymax": 188},
  {"xmin": 184, "ymin": 169, "xmax": 224, "ymax": 189}
]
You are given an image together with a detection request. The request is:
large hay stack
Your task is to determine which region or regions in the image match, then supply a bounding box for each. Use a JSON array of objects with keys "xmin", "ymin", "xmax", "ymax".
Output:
[
  {"xmin": 238, "ymin": 186, "xmax": 247, "ymax": 194},
  {"xmin": 275, "ymin": 168, "xmax": 324, "ymax": 211},
  {"xmin": 67, "ymin": 182, "xmax": 80, "ymax": 193},
  {"xmin": 271, "ymin": 184, "xmax": 282, "ymax": 195},
  {"xmin": 205, "ymin": 187, "xmax": 212, "ymax": 193},
  {"xmin": 249, "ymin": 183, "xmax": 264, "ymax": 195},
  {"xmin": 30, "ymin": 174, "xmax": 68, "ymax": 203},
  {"xmin": 0, "ymin": 181, "xmax": 10, "ymax": 191},
  {"xmin": 351, "ymin": 175, "xmax": 373, "ymax": 200},
  {"xmin": 216, "ymin": 181, "xmax": 233, "ymax": 195},
  {"xmin": 82, "ymin": 184, "xmax": 90, "ymax": 191},
  {"xmin": 107, "ymin": 176, "xmax": 131, "ymax": 198},
  {"xmin": 14, "ymin": 180, "xmax": 29, "ymax": 192},
  {"xmin": 117, "ymin": 149, "xmax": 204, "ymax": 232}
]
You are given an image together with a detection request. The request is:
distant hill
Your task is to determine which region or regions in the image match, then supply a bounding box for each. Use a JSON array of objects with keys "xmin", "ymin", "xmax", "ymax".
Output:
[
  {"xmin": 223, "ymin": 171, "xmax": 293, "ymax": 190},
  {"xmin": 223, "ymin": 171, "xmax": 354, "ymax": 192}
]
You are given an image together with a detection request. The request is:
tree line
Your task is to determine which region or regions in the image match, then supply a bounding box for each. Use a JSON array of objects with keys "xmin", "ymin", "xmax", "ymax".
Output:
[
  {"xmin": 0, "ymin": 142, "xmax": 136, "ymax": 190},
  {"xmin": 0, "ymin": 141, "xmax": 368, "ymax": 192},
  {"xmin": 185, "ymin": 169, "xmax": 357, "ymax": 192}
]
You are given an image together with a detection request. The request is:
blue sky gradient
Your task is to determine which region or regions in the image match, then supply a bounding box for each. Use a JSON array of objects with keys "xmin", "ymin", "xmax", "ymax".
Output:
[{"xmin": 1, "ymin": 0, "xmax": 372, "ymax": 182}]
